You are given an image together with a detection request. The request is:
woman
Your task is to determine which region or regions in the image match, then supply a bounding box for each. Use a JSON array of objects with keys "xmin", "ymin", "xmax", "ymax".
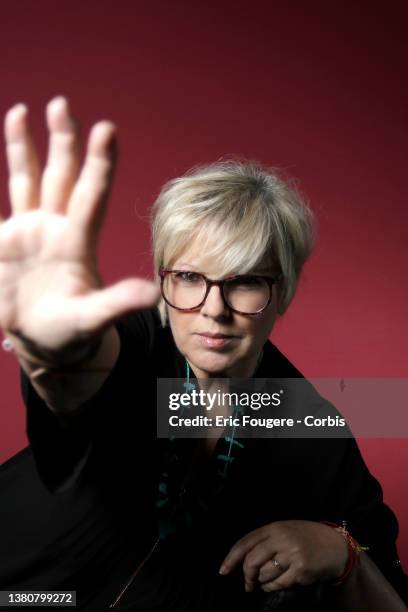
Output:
[{"xmin": 0, "ymin": 96, "xmax": 407, "ymax": 611}]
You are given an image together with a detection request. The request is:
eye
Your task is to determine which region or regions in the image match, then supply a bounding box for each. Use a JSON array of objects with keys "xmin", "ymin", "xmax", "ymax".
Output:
[
  {"xmin": 228, "ymin": 275, "xmax": 264, "ymax": 288},
  {"xmin": 174, "ymin": 271, "xmax": 202, "ymax": 283}
]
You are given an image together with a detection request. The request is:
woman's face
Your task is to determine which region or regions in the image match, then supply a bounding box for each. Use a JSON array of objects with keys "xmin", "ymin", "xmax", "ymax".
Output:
[{"xmin": 166, "ymin": 247, "xmax": 280, "ymax": 379}]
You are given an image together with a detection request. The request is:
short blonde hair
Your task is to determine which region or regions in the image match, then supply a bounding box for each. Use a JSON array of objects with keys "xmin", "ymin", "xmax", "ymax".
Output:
[{"xmin": 151, "ymin": 159, "xmax": 316, "ymax": 326}]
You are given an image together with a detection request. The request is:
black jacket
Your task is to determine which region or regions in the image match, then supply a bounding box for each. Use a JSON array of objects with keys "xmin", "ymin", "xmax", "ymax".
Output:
[{"xmin": 1, "ymin": 307, "xmax": 406, "ymax": 610}]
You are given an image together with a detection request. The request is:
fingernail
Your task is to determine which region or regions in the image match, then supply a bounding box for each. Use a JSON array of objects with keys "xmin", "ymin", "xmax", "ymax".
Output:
[
  {"xmin": 219, "ymin": 566, "xmax": 227, "ymax": 575},
  {"xmin": 14, "ymin": 103, "xmax": 27, "ymax": 114},
  {"xmin": 48, "ymin": 96, "xmax": 69, "ymax": 114},
  {"xmin": 51, "ymin": 95, "xmax": 68, "ymax": 105}
]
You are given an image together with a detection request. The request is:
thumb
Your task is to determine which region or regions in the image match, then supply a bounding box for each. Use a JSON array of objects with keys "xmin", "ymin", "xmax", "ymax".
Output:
[{"xmin": 74, "ymin": 278, "xmax": 161, "ymax": 334}]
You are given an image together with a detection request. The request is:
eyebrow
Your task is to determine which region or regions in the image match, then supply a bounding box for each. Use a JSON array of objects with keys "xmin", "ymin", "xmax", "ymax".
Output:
[{"xmin": 172, "ymin": 263, "xmax": 273, "ymax": 276}]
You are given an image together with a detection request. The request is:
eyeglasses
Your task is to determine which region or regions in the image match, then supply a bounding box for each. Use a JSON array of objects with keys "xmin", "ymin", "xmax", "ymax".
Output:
[{"xmin": 159, "ymin": 267, "xmax": 282, "ymax": 315}]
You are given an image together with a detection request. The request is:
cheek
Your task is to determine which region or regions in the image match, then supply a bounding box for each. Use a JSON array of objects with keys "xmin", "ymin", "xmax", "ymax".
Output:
[
  {"xmin": 243, "ymin": 327, "xmax": 266, "ymax": 347},
  {"xmin": 168, "ymin": 312, "xmax": 193, "ymax": 347},
  {"xmin": 242, "ymin": 315, "xmax": 275, "ymax": 347}
]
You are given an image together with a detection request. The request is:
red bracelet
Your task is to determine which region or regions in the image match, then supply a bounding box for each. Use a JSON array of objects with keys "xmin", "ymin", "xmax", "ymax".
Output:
[{"xmin": 321, "ymin": 521, "xmax": 369, "ymax": 586}]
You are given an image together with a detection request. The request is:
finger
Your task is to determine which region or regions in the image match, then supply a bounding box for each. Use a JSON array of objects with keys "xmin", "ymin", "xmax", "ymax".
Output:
[
  {"xmin": 40, "ymin": 96, "xmax": 81, "ymax": 214},
  {"xmin": 261, "ymin": 567, "xmax": 297, "ymax": 592},
  {"xmin": 243, "ymin": 543, "xmax": 279, "ymax": 592},
  {"xmin": 219, "ymin": 529, "xmax": 269, "ymax": 575},
  {"xmin": 4, "ymin": 103, "xmax": 40, "ymax": 214},
  {"xmin": 72, "ymin": 278, "xmax": 161, "ymax": 335},
  {"xmin": 67, "ymin": 120, "xmax": 117, "ymax": 237},
  {"xmin": 258, "ymin": 559, "xmax": 287, "ymax": 583}
]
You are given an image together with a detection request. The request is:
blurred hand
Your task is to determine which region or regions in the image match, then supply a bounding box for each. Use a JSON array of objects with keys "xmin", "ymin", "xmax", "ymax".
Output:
[
  {"xmin": 0, "ymin": 97, "xmax": 160, "ymax": 356},
  {"xmin": 219, "ymin": 520, "xmax": 349, "ymax": 593}
]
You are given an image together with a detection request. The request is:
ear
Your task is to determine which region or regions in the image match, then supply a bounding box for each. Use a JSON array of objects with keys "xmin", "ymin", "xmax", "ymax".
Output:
[{"xmin": 158, "ymin": 299, "xmax": 169, "ymax": 327}]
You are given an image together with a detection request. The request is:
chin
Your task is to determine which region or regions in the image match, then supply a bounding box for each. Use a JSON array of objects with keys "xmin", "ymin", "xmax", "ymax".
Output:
[{"xmin": 190, "ymin": 349, "xmax": 234, "ymax": 374}]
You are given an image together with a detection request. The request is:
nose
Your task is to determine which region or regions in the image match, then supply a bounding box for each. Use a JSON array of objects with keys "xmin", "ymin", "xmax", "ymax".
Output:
[{"xmin": 200, "ymin": 284, "xmax": 231, "ymax": 318}]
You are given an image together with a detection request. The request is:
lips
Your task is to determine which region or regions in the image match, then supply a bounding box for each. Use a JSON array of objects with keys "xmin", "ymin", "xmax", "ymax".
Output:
[
  {"xmin": 198, "ymin": 332, "xmax": 233, "ymax": 338},
  {"xmin": 196, "ymin": 332, "xmax": 236, "ymax": 349}
]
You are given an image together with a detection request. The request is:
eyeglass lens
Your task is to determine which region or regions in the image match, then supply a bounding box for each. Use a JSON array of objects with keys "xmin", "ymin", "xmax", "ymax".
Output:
[{"xmin": 162, "ymin": 272, "xmax": 270, "ymax": 314}]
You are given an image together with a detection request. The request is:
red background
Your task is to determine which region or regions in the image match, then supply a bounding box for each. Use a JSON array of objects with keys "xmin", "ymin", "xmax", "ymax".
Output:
[{"xmin": 0, "ymin": 1, "xmax": 407, "ymax": 569}]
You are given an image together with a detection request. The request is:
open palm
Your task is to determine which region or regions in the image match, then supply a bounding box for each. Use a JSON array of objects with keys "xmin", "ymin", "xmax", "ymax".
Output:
[{"xmin": 0, "ymin": 97, "xmax": 160, "ymax": 354}]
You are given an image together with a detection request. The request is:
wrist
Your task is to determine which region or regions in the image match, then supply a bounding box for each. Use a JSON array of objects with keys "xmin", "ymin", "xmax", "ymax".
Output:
[
  {"xmin": 3, "ymin": 330, "xmax": 104, "ymax": 379},
  {"xmin": 321, "ymin": 521, "xmax": 369, "ymax": 587}
]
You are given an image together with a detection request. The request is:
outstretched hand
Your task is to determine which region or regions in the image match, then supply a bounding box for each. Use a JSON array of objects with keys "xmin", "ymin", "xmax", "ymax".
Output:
[{"xmin": 1, "ymin": 97, "xmax": 160, "ymax": 355}]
